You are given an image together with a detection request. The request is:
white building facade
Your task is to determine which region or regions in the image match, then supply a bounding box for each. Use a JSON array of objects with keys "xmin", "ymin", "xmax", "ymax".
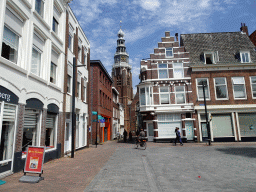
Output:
[
  {"xmin": 63, "ymin": 6, "xmax": 90, "ymax": 154},
  {"xmin": 0, "ymin": 0, "xmax": 70, "ymax": 178}
]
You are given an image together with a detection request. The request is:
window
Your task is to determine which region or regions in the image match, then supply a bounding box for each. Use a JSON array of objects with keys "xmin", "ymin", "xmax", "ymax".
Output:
[
  {"xmin": 68, "ymin": 34, "xmax": 73, "ymax": 51},
  {"xmin": 83, "ymin": 85, "xmax": 86, "ymax": 102},
  {"xmin": 250, "ymin": 76, "xmax": 256, "ymax": 98},
  {"xmin": 35, "ymin": 0, "xmax": 44, "ymax": 17},
  {"xmin": 175, "ymin": 86, "xmax": 185, "ymax": 104},
  {"xmin": 203, "ymin": 51, "xmax": 218, "ymax": 64},
  {"xmin": 50, "ymin": 62, "xmax": 57, "ymax": 83},
  {"xmin": 158, "ymin": 64, "xmax": 168, "ymax": 79},
  {"xmin": 173, "ymin": 63, "xmax": 184, "ymax": 79},
  {"xmin": 240, "ymin": 51, "xmax": 250, "ymax": 63},
  {"xmin": 31, "ymin": 47, "xmax": 41, "ymax": 76},
  {"xmin": 78, "ymin": 46, "xmax": 81, "ymax": 62},
  {"xmin": 52, "ymin": 17, "xmax": 58, "ymax": 34},
  {"xmin": 166, "ymin": 47, "xmax": 173, "ymax": 57},
  {"xmin": 196, "ymin": 78, "xmax": 210, "ymax": 100},
  {"xmin": 67, "ymin": 75, "xmax": 71, "ymax": 93},
  {"xmin": 160, "ymin": 86, "xmax": 169, "ymax": 104},
  {"xmin": 45, "ymin": 113, "xmax": 56, "ymax": 148},
  {"xmin": 214, "ymin": 77, "xmax": 228, "ymax": 99},
  {"xmin": 77, "ymin": 82, "xmax": 80, "ymax": 98},
  {"xmin": 232, "ymin": 77, "xmax": 246, "ymax": 99},
  {"xmin": 140, "ymin": 88, "xmax": 145, "ymax": 105},
  {"xmin": 1, "ymin": 26, "xmax": 19, "ymax": 64},
  {"xmin": 0, "ymin": 103, "xmax": 16, "ymax": 161}
]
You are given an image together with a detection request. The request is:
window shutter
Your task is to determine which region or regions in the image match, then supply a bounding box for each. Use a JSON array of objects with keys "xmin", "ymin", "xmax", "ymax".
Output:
[
  {"xmin": 4, "ymin": 7, "xmax": 23, "ymax": 36},
  {"xmin": 53, "ymin": 6, "xmax": 60, "ymax": 22},
  {"xmin": 24, "ymin": 110, "xmax": 38, "ymax": 128},
  {"xmin": 3, "ymin": 26, "xmax": 19, "ymax": 50},
  {"xmin": 46, "ymin": 115, "xmax": 55, "ymax": 129},
  {"xmin": 3, "ymin": 104, "xmax": 16, "ymax": 122},
  {"xmin": 51, "ymin": 50, "xmax": 59, "ymax": 64},
  {"xmin": 33, "ymin": 33, "xmax": 44, "ymax": 51}
]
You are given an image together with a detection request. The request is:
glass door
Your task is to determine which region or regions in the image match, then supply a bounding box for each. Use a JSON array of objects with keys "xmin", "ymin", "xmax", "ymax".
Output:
[{"xmin": 147, "ymin": 122, "xmax": 154, "ymax": 141}]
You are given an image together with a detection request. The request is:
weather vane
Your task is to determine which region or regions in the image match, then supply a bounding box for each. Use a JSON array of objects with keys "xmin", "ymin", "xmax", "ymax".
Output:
[{"xmin": 120, "ymin": 20, "xmax": 122, "ymax": 29}]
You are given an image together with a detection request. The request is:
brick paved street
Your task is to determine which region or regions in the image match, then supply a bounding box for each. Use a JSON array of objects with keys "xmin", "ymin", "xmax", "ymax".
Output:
[{"xmin": 1, "ymin": 141, "xmax": 256, "ymax": 192}]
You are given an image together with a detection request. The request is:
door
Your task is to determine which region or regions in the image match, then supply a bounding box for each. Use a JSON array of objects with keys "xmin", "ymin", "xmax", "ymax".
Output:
[
  {"xmin": 201, "ymin": 122, "xmax": 208, "ymax": 141},
  {"xmin": 185, "ymin": 121, "xmax": 194, "ymax": 140},
  {"xmin": 64, "ymin": 122, "xmax": 71, "ymax": 153},
  {"xmin": 104, "ymin": 127, "xmax": 108, "ymax": 142},
  {"xmin": 147, "ymin": 123, "xmax": 154, "ymax": 142}
]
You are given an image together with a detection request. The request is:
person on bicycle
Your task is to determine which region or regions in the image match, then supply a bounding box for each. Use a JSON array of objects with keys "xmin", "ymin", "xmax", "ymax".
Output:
[{"xmin": 138, "ymin": 128, "xmax": 145, "ymax": 142}]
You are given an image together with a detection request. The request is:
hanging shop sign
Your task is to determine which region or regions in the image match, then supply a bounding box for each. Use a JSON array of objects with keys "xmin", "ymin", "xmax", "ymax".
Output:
[
  {"xmin": 24, "ymin": 146, "xmax": 45, "ymax": 174},
  {"xmin": 0, "ymin": 85, "xmax": 19, "ymax": 104}
]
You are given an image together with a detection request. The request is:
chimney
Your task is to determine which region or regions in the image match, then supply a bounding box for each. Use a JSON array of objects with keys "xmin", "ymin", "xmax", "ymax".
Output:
[
  {"xmin": 165, "ymin": 31, "xmax": 170, "ymax": 37},
  {"xmin": 175, "ymin": 33, "xmax": 178, "ymax": 41},
  {"xmin": 240, "ymin": 23, "xmax": 249, "ymax": 36}
]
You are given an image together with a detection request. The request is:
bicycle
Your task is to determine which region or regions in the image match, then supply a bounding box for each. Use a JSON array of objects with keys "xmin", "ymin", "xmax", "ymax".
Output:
[{"xmin": 135, "ymin": 137, "xmax": 147, "ymax": 150}]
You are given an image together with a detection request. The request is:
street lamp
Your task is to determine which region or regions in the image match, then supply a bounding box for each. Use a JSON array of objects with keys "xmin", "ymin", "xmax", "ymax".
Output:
[
  {"xmin": 202, "ymin": 81, "xmax": 211, "ymax": 145},
  {"xmin": 71, "ymin": 57, "xmax": 86, "ymax": 158}
]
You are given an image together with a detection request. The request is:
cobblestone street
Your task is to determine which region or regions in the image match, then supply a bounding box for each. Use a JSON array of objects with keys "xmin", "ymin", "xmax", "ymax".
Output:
[{"xmin": 1, "ymin": 141, "xmax": 256, "ymax": 192}]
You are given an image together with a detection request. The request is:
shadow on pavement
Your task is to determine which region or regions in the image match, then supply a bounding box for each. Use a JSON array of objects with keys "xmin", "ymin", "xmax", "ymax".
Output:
[{"xmin": 216, "ymin": 147, "xmax": 256, "ymax": 158}]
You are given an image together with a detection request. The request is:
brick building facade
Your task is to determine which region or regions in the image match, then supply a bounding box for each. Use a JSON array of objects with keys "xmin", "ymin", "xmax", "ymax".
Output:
[
  {"xmin": 180, "ymin": 27, "xmax": 256, "ymax": 142},
  {"xmin": 138, "ymin": 32, "xmax": 195, "ymax": 142},
  {"xmin": 89, "ymin": 60, "xmax": 113, "ymax": 144}
]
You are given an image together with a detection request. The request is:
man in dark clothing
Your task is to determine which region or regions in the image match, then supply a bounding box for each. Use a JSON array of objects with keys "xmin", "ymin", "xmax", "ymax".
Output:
[
  {"xmin": 138, "ymin": 129, "xmax": 145, "ymax": 142},
  {"xmin": 174, "ymin": 127, "xmax": 183, "ymax": 146},
  {"xmin": 123, "ymin": 129, "xmax": 127, "ymax": 143}
]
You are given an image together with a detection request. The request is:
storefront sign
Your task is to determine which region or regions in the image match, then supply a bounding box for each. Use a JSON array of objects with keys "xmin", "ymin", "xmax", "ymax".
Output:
[
  {"xmin": 0, "ymin": 86, "xmax": 19, "ymax": 104},
  {"xmin": 100, "ymin": 123, "xmax": 105, "ymax": 127},
  {"xmin": 24, "ymin": 146, "xmax": 45, "ymax": 174}
]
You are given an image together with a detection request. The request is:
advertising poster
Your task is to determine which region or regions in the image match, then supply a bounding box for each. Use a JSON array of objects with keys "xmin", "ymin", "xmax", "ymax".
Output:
[{"xmin": 24, "ymin": 146, "xmax": 45, "ymax": 174}]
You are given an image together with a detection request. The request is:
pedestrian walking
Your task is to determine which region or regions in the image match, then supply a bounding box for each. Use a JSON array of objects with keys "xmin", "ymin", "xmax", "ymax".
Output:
[
  {"xmin": 174, "ymin": 127, "xmax": 183, "ymax": 146},
  {"xmin": 123, "ymin": 129, "xmax": 127, "ymax": 143}
]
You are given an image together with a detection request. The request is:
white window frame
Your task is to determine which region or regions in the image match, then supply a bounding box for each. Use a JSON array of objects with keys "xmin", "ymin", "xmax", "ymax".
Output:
[
  {"xmin": 240, "ymin": 51, "xmax": 250, "ymax": 63},
  {"xmin": 231, "ymin": 77, "xmax": 247, "ymax": 100},
  {"xmin": 67, "ymin": 75, "xmax": 71, "ymax": 94},
  {"xmin": 214, "ymin": 77, "xmax": 228, "ymax": 100},
  {"xmin": 31, "ymin": 46, "xmax": 42, "ymax": 76},
  {"xmin": 50, "ymin": 62, "xmax": 57, "ymax": 84},
  {"xmin": 173, "ymin": 63, "xmax": 184, "ymax": 79},
  {"xmin": 52, "ymin": 17, "xmax": 59, "ymax": 34},
  {"xmin": 175, "ymin": 86, "xmax": 186, "ymax": 104},
  {"xmin": 158, "ymin": 63, "xmax": 168, "ymax": 79},
  {"xmin": 35, "ymin": 0, "xmax": 45, "ymax": 18},
  {"xmin": 1, "ymin": 25, "xmax": 20, "ymax": 64},
  {"xmin": 139, "ymin": 86, "xmax": 152, "ymax": 106},
  {"xmin": 165, "ymin": 47, "xmax": 173, "ymax": 58},
  {"xmin": 68, "ymin": 33, "xmax": 73, "ymax": 52},
  {"xmin": 204, "ymin": 51, "xmax": 219, "ymax": 64},
  {"xmin": 159, "ymin": 86, "xmax": 170, "ymax": 105},
  {"xmin": 196, "ymin": 78, "xmax": 210, "ymax": 101},
  {"xmin": 250, "ymin": 76, "xmax": 256, "ymax": 99}
]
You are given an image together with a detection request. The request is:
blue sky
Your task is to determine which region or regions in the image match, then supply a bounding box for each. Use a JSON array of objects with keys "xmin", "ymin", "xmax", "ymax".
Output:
[{"xmin": 70, "ymin": 0, "xmax": 256, "ymax": 94}]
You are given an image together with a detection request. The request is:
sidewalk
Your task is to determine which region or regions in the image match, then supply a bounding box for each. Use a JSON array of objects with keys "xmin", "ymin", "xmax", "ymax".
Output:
[{"xmin": 0, "ymin": 142, "xmax": 117, "ymax": 192}]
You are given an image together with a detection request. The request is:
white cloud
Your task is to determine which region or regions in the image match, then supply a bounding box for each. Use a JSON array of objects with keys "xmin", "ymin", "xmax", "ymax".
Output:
[{"xmin": 139, "ymin": 0, "xmax": 160, "ymax": 11}]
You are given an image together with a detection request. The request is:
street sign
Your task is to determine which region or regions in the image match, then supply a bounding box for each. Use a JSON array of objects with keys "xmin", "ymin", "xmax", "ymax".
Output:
[
  {"xmin": 98, "ymin": 115, "xmax": 104, "ymax": 120},
  {"xmin": 100, "ymin": 119, "xmax": 105, "ymax": 123},
  {"xmin": 92, "ymin": 111, "xmax": 97, "ymax": 115},
  {"xmin": 100, "ymin": 123, "xmax": 105, "ymax": 127}
]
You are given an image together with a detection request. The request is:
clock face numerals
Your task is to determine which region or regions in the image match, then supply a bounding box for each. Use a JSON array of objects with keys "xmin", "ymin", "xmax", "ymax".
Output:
[{"xmin": 121, "ymin": 56, "xmax": 126, "ymax": 62}]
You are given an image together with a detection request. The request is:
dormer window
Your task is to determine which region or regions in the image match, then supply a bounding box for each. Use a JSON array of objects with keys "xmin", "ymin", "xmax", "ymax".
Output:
[
  {"xmin": 240, "ymin": 51, "xmax": 250, "ymax": 63},
  {"xmin": 202, "ymin": 51, "xmax": 218, "ymax": 64}
]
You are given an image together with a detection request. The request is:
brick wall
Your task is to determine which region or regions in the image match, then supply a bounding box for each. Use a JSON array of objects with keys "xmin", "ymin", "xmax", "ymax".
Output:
[{"xmin": 15, "ymin": 104, "xmax": 25, "ymax": 153}]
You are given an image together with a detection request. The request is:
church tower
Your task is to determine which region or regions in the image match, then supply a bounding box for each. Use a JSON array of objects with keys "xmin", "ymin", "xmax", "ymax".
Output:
[{"xmin": 112, "ymin": 28, "xmax": 133, "ymax": 132}]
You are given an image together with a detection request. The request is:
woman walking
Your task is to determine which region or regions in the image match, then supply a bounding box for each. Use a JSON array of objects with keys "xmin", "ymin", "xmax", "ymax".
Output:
[{"xmin": 174, "ymin": 127, "xmax": 183, "ymax": 146}]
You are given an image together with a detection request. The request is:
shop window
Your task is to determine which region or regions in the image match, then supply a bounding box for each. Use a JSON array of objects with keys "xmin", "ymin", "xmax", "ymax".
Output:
[
  {"xmin": 0, "ymin": 103, "xmax": 16, "ymax": 161},
  {"xmin": 214, "ymin": 77, "xmax": 228, "ymax": 100},
  {"xmin": 160, "ymin": 86, "xmax": 169, "ymax": 104},
  {"xmin": 35, "ymin": 0, "xmax": 44, "ymax": 18},
  {"xmin": 158, "ymin": 64, "xmax": 168, "ymax": 79},
  {"xmin": 196, "ymin": 78, "xmax": 210, "ymax": 100},
  {"xmin": 1, "ymin": 26, "xmax": 19, "ymax": 64},
  {"xmin": 239, "ymin": 113, "xmax": 256, "ymax": 136},
  {"xmin": 173, "ymin": 63, "xmax": 184, "ymax": 79},
  {"xmin": 45, "ymin": 114, "xmax": 56, "ymax": 148},
  {"xmin": 232, "ymin": 77, "xmax": 246, "ymax": 99},
  {"xmin": 65, "ymin": 122, "xmax": 70, "ymax": 141},
  {"xmin": 23, "ymin": 109, "xmax": 40, "ymax": 152}
]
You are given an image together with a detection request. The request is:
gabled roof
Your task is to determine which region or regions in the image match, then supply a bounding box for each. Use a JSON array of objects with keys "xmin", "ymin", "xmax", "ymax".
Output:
[{"xmin": 180, "ymin": 32, "xmax": 256, "ymax": 65}]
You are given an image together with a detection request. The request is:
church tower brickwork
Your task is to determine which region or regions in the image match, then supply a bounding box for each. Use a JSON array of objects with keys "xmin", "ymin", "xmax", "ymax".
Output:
[{"xmin": 112, "ymin": 29, "xmax": 133, "ymax": 133}]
